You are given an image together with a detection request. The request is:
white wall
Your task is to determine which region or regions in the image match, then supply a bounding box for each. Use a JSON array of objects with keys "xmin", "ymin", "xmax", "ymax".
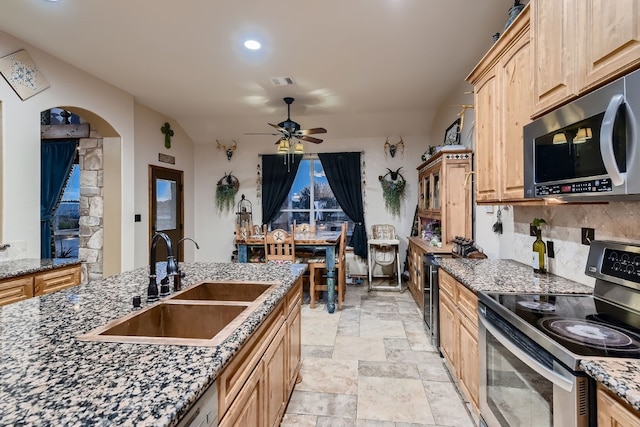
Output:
[
  {"xmin": 0, "ymin": 30, "xmax": 195, "ymax": 273},
  {"xmin": 193, "ymin": 110, "xmax": 435, "ymax": 264}
]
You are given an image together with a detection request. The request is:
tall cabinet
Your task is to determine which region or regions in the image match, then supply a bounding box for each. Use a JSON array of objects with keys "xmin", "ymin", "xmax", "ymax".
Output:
[{"xmin": 407, "ymin": 149, "xmax": 472, "ymax": 308}]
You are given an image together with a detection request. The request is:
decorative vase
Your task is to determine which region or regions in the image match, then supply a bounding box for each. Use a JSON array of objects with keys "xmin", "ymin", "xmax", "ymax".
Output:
[{"xmin": 503, "ymin": 0, "xmax": 525, "ymax": 33}]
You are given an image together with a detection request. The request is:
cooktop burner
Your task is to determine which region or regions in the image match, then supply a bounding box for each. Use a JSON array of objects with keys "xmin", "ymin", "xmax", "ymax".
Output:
[
  {"xmin": 484, "ymin": 293, "xmax": 640, "ymax": 359},
  {"xmin": 539, "ymin": 317, "xmax": 640, "ymax": 351}
]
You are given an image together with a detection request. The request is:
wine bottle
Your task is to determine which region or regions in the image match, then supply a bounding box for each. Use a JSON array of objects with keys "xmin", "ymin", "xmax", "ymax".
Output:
[{"xmin": 532, "ymin": 228, "xmax": 546, "ymax": 273}]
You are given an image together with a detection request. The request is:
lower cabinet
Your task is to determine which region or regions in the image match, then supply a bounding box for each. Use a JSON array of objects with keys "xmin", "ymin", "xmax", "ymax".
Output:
[
  {"xmin": 597, "ymin": 384, "xmax": 640, "ymax": 427},
  {"xmin": 438, "ymin": 269, "xmax": 479, "ymax": 413},
  {"xmin": 0, "ymin": 264, "xmax": 81, "ymax": 306},
  {"xmin": 407, "ymin": 239, "xmax": 425, "ymax": 310},
  {"xmin": 217, "ymin": 278, "xmax": 302, "ymax": 427}
]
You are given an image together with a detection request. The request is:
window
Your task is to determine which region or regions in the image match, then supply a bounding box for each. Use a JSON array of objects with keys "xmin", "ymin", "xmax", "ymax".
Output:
[
  {"xmin": 53, "ymin": 164, "xmax": 79, "ymax": 258},
  {"xmin": 269, "ymin": 157, "xmax": 353, "ymax": 232}
]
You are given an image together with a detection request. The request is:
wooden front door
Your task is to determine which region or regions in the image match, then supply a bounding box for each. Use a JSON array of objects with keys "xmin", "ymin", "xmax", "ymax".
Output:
[{"xmin": 149, "ymin": 165, "xmax": 184, "ymax": 261}]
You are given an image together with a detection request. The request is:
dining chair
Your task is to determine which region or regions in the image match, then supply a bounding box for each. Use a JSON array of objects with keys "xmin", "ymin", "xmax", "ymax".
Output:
[
  {"xmin": 292, "ymin": 221, "xmax": 316, "ymax": 233},
  {"xmin": 263, "ymin": 226, "xmax": 296, "ymax": 263},
  {"xmin": 308, "ymin": 221, "xmax": 347, "ymax": 309}
]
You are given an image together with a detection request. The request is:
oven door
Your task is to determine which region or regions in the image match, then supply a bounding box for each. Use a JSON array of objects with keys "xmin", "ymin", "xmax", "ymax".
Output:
[{"xmin": 478, "ymin": 304, "xmax": 591, "ymax": 427}]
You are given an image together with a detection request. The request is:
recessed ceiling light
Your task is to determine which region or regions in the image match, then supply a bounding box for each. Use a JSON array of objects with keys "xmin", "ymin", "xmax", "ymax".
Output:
[{"xmin": 244, "ymin": 40, "xmax": 261, "ymax": 50}]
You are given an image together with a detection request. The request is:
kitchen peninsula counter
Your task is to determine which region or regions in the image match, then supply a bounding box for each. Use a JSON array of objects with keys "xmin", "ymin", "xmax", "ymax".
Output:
[
  {"xmin": 436, "ymin": 258, "xmax": 593, "ymax": 294},
  {"xmin": 0, "ymin": 261, "xmax": 306, "ymax": 426}
]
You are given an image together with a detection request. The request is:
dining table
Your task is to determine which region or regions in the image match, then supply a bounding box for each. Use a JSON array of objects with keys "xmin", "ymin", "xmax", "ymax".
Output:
[{"xmin": 236, "ymin": 230, "xmax": 342, "ymax": 313}]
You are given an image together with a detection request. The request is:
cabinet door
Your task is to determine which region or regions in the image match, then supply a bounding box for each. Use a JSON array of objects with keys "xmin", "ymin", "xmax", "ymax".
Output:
[
  {"xmin": 286, "ymin": 300, "xmax": 301, "ymax": 395},
  {"xmin": 218, "ymin": 365, "xmax": 264, "ymax": 427},
  {"xmin": 474, "ymin": 70, "xmax": 500, "ymax": 203},
  {"xmin": 499, "ymin": 28, "xmax": 532, "ymax": 201},
  {"xmin": 597, "ymin": 386, "xmax": 640, "ymax": 427},
  {"xmin": 263, "ymin": 323, "xmax": 287, "ymax": 427},
  {"xmin": 439, "ymin": 291, "xmax": 458, "ymax": 376},
  {"xmin": 532, "ymin": 0, "xmax": 577, "ymax": 116},
  {"xmin": 578, "ymin": 0, "xmax": 640, "ymax": 91},
  {"xmin": 0, "ymin": 276, "xmax": 34, "ymax": 306},
  {"xmin": 442, "ymin": 161, "xmax": 472, "ymax": 243},
  {"xmin": 458, "ymin": 313, "xmax": 479, "ymax": 411}
]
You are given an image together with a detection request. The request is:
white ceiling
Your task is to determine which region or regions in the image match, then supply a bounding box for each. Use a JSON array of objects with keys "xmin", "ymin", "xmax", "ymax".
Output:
[{"xmin": 0, "ymin": 0, "xmax": 514, "ymax": 144}]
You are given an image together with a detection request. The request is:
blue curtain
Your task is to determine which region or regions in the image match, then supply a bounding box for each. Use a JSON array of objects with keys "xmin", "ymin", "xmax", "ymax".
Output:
[
  {"xmin": 318, "ymin": 152, "xmax": 367, "ymax": 258},
  {"xmin": 261, "ymin": 154, "xmax": 302, "ymax": 226},
  {"xmin": 41, "ymin": 140, "xmax": 77, "ymax": 258}
]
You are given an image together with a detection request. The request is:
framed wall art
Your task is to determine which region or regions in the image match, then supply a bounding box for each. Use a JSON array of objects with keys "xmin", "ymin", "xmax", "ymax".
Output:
[
  {"xmin": 443, "ymin": 118, "xmax": 461, "ymax": 146},
  {"xmin": 0, "ymin": 49, "xmax": 50, "ymax": 100}
]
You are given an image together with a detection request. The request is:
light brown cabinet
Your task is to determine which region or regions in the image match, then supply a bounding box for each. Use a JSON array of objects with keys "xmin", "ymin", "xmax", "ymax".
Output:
[
  {"xmin": 0, "ymin": 264, "xmax": 81, "ymax": 306},
  {"xmin": 406, "ymin": 239, "xmax": 425, "ymax": 309},
  {"xmin": 217, "ymin": 278, "xmax": 302, "ymax": 427},
  {"xmin": 597, "ymin": 384, "xmax": 640, "ymax": 427},
  {"xmin": 416, "ymin": 149, "xmax": 472, "ymax": 245},
  {"xmin": 438, "ymin": 269, "xmax": 479, "ymax": 413},
  {"xmin": 532, "ymin": 0, "xmax": 640, "ymax": 117},
  {"xmin": 467, "ymin": 5, "xmax": 532, "ymax": 203}
]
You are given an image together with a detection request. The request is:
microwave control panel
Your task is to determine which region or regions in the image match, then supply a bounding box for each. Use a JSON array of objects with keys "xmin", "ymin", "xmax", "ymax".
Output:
[{"xmin": 535, "ymin": 178, "xmax": 612, "ymax": 196}]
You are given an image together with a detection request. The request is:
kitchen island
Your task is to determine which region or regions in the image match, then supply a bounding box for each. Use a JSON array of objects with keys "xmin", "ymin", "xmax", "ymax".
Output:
[{"xmin": 0, "ymin": 261, "xmax": 305, "ymax": 426}]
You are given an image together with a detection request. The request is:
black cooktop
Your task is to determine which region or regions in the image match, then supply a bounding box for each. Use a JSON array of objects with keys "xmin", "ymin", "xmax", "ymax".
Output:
[{"xmin": 484, "ymin": 292, "xmax": 640, "ymax": 359}]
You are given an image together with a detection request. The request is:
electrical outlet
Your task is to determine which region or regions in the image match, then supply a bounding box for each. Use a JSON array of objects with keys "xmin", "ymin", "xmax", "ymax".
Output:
[
  {"xmin": 547, "ymin": 241, "xmax": 555, "ymax": 258},
  {"xmin": 530, "ymin": 224, "xmax": 536, "ymax": 236},
  {"xmin": 581, "ymin": 227, "xmax": 595, "ymax": 245}
]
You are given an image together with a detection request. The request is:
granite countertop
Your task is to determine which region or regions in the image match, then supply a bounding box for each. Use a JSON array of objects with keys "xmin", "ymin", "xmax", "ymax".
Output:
[
  {"xmin": 0, "ymin": 261, "xmax": 306, "ymax": 426},
  {"xmin": 581, "ymin": 359, "xmax": 640, "ymax": 411},
  {"xmin": 0, "ymin": 258, "xmax": 81, "ymax": 280},
  {"xmin": 436, "ymin": 258, "xmax": 593, "ymax": 294}
]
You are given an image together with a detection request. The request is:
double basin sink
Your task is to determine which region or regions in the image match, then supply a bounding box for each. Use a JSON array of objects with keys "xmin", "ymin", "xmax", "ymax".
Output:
[{"xmin": 78, "ymin": 281, "xmax": 278, "ymax": 346}]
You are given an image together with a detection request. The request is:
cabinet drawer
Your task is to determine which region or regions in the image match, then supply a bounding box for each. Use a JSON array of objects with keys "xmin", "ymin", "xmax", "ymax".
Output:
[
  {"xmin": 457, "ymin": 284, "xmax": 478, "ymax": 327},
  {"xmin": 0, "ymin": 276, "xmax": 34, "ymax": 306},
  {"xmin": 34, "ymin": 265, "xmax": 81, "ymax": 296},
  {"xmin": 438, "ymin": 270, "xmax": 455, "ymax": 300}
]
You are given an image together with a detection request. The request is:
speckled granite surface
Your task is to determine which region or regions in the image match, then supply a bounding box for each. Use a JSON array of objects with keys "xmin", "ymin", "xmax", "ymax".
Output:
[
  {"xmin": 0, "ymin": 261, "xmax": 306, "ymax": 426},
  {"xmin": 581, "ymin": 359, "xmax": 640, "ymax": 411},
  {"xmin": 0, "ymin": 258, "xmax": 81, "ymax": 280},
  {"xmin": 436, "ymin": 258, "xmax": 593, "ymax": 294}
]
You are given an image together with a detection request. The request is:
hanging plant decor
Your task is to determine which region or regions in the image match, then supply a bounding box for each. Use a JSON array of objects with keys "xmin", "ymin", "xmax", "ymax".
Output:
[
  {"xmin": 216, "ymin": 172, "xmax": 239, "ymax": 213},
  {"xmin": 379, "ymin": 167, "xmax": 406, "ymax": 216}
]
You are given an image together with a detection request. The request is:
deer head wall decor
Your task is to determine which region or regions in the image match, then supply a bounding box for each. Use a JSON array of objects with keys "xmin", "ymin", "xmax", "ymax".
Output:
[
  {"xmin": 384, "ymin": 137, "xmax": 404, "ymax": 159},
  {"xmin": 217, "ymin": 139, "xmax": 237, "ymax": 161}
]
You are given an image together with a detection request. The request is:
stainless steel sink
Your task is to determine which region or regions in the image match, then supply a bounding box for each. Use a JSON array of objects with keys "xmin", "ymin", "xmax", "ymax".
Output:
[{"xmin": 170, "ymin": 281, "xmax": 275, "ymax": 302}]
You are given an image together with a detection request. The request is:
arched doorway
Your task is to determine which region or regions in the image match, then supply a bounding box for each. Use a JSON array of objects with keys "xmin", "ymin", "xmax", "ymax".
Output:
[{"xmin": 40, "ymin": 107, "xmax": 122, "ymax": 282}]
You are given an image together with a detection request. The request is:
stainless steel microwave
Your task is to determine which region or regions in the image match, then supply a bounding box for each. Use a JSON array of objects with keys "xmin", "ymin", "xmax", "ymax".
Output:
[{"xmin": 524, "ymin": 68, "xmax": 640, "ymax": 201}]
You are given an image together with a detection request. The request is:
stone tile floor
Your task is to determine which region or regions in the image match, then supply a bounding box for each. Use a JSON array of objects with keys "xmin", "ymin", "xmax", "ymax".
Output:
[{"xmin": 281, "ymin": 280, "xmax": 476, "ymax": 427}]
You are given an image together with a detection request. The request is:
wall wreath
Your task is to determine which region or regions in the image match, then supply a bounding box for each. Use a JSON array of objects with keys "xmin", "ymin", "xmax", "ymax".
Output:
[
  {"xmin": 378, "ymin": 167, "xmax": 406, "ymax": 216},
  {"xmin": 216, "ymin": 172, "xmax": 239, "ymax": 213}
]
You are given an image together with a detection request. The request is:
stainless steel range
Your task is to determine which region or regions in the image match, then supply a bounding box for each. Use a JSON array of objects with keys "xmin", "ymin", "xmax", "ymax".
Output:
[{"xmin": 478, "ymin": 240, "xmax": 640, "ymax": 427}]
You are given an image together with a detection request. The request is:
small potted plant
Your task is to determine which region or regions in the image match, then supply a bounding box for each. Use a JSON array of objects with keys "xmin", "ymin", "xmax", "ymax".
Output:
[{"xmin": 216, "ymin": 173, "xmax": 239, "ymax": 213}]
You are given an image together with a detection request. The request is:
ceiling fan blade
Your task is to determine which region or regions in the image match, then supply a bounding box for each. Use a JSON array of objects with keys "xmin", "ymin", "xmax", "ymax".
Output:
[
  {"xmin": 268, "ymin": 123, "xmax": 286, "ymax": 133},
  {"xmin": 299, "ymin": 135, "xmax": 323, "ymax": 144},
  {"xmin": 245, "ymin": 132, "xmax": 280, "ymax": 135},
  {"xmin": 296, "ymin": 127, "xmax": 327, "ymax": 135}
]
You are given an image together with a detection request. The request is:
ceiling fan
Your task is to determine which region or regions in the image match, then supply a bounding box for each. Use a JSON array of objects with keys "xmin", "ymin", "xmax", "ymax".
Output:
[{"xmin": 247, "ymin": 97, "xmax": 327, "ymax": 145}]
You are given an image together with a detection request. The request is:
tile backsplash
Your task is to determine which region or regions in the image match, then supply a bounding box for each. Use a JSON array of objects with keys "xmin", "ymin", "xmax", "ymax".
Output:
[{"xmin": 500, "ymin": 202, "xmax": 640, "ymax": 287}]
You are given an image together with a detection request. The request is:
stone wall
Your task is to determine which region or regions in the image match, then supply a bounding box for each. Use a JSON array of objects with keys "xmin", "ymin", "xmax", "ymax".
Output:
[{"xmin": 78, "ymin": 133, "xmax": 104, "ymax": 283}]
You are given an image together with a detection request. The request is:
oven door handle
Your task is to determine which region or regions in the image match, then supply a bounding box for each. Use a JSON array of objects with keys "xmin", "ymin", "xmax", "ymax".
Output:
[{"xmin": 479, "ymin": 314, "xmax": 574, "ymax": 393}]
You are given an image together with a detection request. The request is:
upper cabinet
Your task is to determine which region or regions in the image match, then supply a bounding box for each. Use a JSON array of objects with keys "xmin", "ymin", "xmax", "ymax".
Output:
[
  {"xmin": 532, "ymin": 0, "xmax": 640, "ymax": 117},
  {"xmin": 417, "ymin": 149, "xmax": 472, "ymax": 247},
  {"xmin": 467, "ymin": 5, "xmax": 532, "ymax": 203}
]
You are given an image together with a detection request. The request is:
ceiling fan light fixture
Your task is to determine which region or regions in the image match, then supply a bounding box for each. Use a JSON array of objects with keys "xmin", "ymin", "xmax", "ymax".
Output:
[
  {"xmin": 277, "ymin": 139, "xmax": 290, "ymax": 154},
  {"xmin": 294, "ymin": 141, "xmax": 304, "ymax": 154}
]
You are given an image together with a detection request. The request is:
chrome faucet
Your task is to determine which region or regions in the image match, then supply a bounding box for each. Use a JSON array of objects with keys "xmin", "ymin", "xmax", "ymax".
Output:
[
  {"xmin": 174, "ymin": 237, "xmax": 200, "ymax": 291},
  {"xmin": 147, "ymin": 232, "xmax": 179, "ymax": 302}
]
